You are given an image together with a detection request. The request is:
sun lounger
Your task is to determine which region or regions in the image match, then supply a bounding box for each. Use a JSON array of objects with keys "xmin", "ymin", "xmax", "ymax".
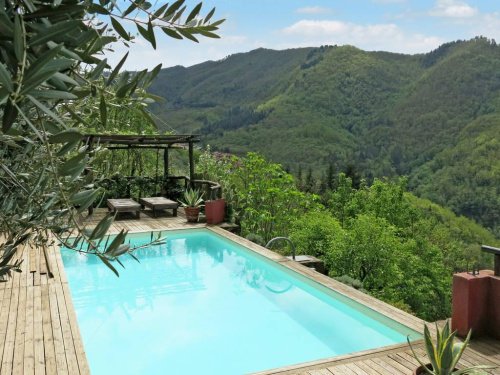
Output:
[
  {"xmin": 139, "ymin": 197, "xmax": 179, "ymax": 217},
  {"xmin": 107, "ymin": 198, "xmax": 141, "ymax": 218}
]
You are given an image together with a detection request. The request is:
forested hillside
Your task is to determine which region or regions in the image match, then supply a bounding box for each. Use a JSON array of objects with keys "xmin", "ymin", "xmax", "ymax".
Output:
[{"xmin": 150, "ymin": 38, "xmax": 500, "ymax": 236}]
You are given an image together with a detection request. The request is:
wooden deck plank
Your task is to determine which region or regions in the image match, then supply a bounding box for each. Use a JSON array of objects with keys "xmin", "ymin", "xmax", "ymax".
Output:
[
  {"xmin": 23, "ymin": 285, "xmax": 35, "ymax": 375},
  {"xmin": 0, "ymin": 282, "xmax": 13, "ymax": 373},
  {"xmin": 2, "ymin": 286, "xmax": 19, "ymax": 374},
  {"xmin": 351, "ymin": 360, "xmax": 385, "ymax": 375},
  {"xmin": 41, "ymin": 284, "xmax": 57, "ymax": 375},
  {"xmin": 308, "ymin": 368, "xmax": 334, "ymax": 375},
  {"xmin": 48, "ymin": 283, "xmax": 69, "ymax": 375},
  {"xmin": 33, "ymin": 286, "xmax": 45, "ymax": 375},
  {"xmin": 54, "ymin": 283, "xmax": 79, "ymax": 374}
]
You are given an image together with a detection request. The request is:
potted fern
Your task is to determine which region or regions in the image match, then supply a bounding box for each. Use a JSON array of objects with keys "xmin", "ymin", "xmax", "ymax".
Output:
[
  {"xmin": 408, "ymin": 321, "xmax": 495, "ymax": 375},
  {"xmin": 178, "ymin": 189, "xmax": 204, "ymax": 223}
]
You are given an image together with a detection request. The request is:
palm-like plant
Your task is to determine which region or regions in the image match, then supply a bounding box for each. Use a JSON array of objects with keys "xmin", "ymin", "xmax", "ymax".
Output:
[
  {"xmin": 408, "ymin": 321, "xmax": 495, "ymax": 375},
  {"xmin": 178, "ymin": 189, "xmax": 204, "ymax": 208}
]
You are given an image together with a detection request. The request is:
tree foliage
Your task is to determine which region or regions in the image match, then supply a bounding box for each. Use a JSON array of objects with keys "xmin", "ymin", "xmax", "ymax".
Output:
[
  {"xmin": 0, "ymin": 0, "xmax": 223, "ymax": 278},
  {"xmin": 198, "ymin": 149, "xmax": 319, "ymax": 242},
  {"xmin": 290, "ymin": 174, "xmax": 498, "ymax": 320},
  {"xmin": 150, "ymin": 38, "xmax": 500, "ymax": 236}
]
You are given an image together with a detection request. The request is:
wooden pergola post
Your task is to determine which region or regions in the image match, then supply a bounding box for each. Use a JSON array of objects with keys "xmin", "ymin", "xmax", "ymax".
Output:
[
  {"xmin": 188, "ymin": 140, "xmax": 195, "ymax": 188},
  {"xmin": 163, "ymin": 147, "xmax": 169, "ymax": 180}
]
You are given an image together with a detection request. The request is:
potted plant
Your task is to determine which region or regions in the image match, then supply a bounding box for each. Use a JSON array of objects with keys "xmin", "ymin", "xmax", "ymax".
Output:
[
  {"xmin": 408, "ymin": 321, "xmax": 495, "ymax": 375},
  {"xmin": 178, "ymin": 189, "xmax": 204, "ymax": 223}
]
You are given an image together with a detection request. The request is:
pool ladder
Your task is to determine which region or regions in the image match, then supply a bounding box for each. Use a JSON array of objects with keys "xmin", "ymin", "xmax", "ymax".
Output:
[{"xmin": 265, "ymin": 237, "xmax": 296, "ymax": 260}]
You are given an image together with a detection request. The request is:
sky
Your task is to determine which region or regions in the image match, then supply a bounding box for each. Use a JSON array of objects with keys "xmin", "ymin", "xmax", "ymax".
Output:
[{"xmin": 108, "ymin": 0, "xmax": 500, "ymax": 70}]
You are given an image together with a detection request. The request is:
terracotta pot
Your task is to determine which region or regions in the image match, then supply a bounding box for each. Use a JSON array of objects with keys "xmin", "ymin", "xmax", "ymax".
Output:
[
  {"xmin": 414, "ymin": 365, "xmax": 430, "ymax": 375},
  {"xmin": 184, "ymin": 207, "xmax": 200, "ymax": 223},
  {"xmin": 414, "ymin": 364, "xmax": 457, "ymax": 374},
  {"xmin": 205, "ymin": 199, "xmax": 225, "ymax": 224}
]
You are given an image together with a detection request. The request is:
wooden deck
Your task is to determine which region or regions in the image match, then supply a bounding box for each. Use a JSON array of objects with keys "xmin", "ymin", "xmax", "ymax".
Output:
[{"xmin": 0, "ymin": 210, "xmax": 499, "ymax": 375}]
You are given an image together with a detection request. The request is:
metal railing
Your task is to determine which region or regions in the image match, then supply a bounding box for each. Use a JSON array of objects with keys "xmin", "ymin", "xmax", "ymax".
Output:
[
  {"xmin": 482, "ymin": 245, "xmax": 500, "ymax": 276},
  {"xmin": 265, "ymin": 237, "xmax": 296, "ymax": 260}
]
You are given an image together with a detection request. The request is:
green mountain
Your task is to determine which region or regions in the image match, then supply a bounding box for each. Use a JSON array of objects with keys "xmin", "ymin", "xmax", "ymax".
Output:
[{"xmin": 149, "ymin": 38, "xmax": 500, "ymax": 236}]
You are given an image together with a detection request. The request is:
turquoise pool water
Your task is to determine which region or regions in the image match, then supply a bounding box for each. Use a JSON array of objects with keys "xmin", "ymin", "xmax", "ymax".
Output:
[{"xmin": 61, "ymin": 229, "xmax": 420, "ymax": 375}]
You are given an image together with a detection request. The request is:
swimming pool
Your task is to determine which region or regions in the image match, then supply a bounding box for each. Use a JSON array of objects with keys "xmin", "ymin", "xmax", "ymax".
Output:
[{"xmin": 61, "ymin": 228, "xmax": 420, "ymax": 374}]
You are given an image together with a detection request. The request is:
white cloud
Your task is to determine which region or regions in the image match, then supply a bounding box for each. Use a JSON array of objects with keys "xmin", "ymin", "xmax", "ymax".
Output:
[
  {"xmin": 104, "ymin": 33, "xmax": 256, "ymax": 70},
  {"xmin": 282, "ymin": 19, "xmax": 443, "ymax": 54},
  {"xmin": 430, "ymin": 0, "xmax": 478, "ymax": 18},
  {"xmin": 467, "ymin": 12, "xmax": 500, "ymax": 41},
  {"xmin": 296, "ymin": 6, "xmax": 332, "ymax": 15}
]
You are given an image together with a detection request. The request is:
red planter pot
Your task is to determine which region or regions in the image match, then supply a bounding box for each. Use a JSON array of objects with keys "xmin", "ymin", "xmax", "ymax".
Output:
[
  {"xmin": 184, "ymin": 207, "xmax": 200, "ymax": 223},
  {"xmin": 205, "ymin": 199, "xmax": 225, "ymax": 224}
]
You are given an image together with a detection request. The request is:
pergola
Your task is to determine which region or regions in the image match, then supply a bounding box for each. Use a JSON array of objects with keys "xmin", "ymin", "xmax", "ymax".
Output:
[{"xmin": 82, "ymin": 134, "xmax": 200, "ymax": 184}]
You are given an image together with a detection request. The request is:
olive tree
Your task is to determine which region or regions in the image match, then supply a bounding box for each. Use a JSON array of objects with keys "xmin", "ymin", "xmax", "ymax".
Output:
[{"xmin": 0, "ymin": 0, "xmax": 223, "ymax": 278}]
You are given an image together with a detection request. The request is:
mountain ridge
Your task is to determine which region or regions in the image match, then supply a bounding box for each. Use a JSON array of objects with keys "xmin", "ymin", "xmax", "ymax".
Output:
[{"xmin": 149, "ymin": 37, "xmax": 500, "ymax": 235}]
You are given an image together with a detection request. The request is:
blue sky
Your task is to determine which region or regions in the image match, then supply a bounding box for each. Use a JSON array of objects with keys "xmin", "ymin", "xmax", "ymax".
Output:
[{"xmin": 110, "ymin": 0, "xmax": 500, "ymax": 69}]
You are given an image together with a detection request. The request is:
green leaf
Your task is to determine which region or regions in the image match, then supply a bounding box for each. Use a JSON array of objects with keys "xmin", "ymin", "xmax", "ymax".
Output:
[
  {"xmin": 90, "ymin": 214, "xmax": 114, "ymax": 240},
  {"xmin": 30, "ymin": 90, "xmax": 78, "ymax": 100},
  {"xmin": 210, "ymin": 19, "xmax": 225, "ymax": 27},
  {"xmin": 56, "ymin": 138, "xmax": 80, "ymax": 156},
  {"xmin": 0, "ymin": 12, "xmax": 14, "ymax": 37},
  {"xmin": 122, "ymin": 2, "xmax": 137, "ymax": 18},
  {"xmin": 49, "ymin": 129, "xmax": 82, "ymax": 144},
  {"xmin": 89, "ymin": 58, "xmax": 108, "ymax": 80},
  {"xmin": 115, "ymin": 79, "xmax": 136, "ymax": 98},
  {"xmin": 104, "ymin": 230, "xmax": 127, "ymax": 255},
  {"xmin": 144, "ymin": 63, "xmax": 162, "ymax": 86},
  {"xmin": 88, "ymin": 3, "xmax": 110, "ymax": 15},
  {"xmin": 0, "ymin": 87, "xmax": 9, "ymax": 105},
  {"xmin": 147, "ymin": 20, "xmax": 156, "ymax": 49},
  {"xmin": 153, "ymin": 3, "xmax": 169, "ymax": 18},
  {"xmin": 112, "ymin": 244, "xmax": 130, "ymax": 257},
  {"xmin": 98, "ymin": 255, "xmax": 120, "ymax": 277},
  {"xmin": 24, "ymin": 45, "xmax": 63, "ymax": 80},
  {"xmin": 424, "ymin": 325, "xmax": 439, "ymax": 371},
  {"xmin": 204, "ymin": 7, "xmax": 215, "ymax": 23},
  {"xmin": 72, "ymin": 189, "xmax": 101, "ymax": 213},
  {"xmin": 27, "ymin": 95, "xmax": 66, "ymax": 126},
  {"xmin": 51, "ymin": 72, "xmax": 79, "ymax": 87},
  {"xmin": 110, "ymin": 17, "xmax": 130, "ymax": 41},
  {"xmin": 58, "ymin": 152, "xmax": 87, "ymax": 180},
  {"xmin": 0, "ymin": 63, "xmax": 13, "ymax": 91},
  {"xmin": 176, "ymin": 28, "xmax": 198, "ymax": 43},
  {"xmin": 161, "ymin": 27, "xmax": 182, "ymax": 39},
  {"xmin": 197, "ymin": 29, "xmax": 220, "ymax": 39},
  {"xmin": 21, "ymin": 69, "xmax": 64, "ymax": 95},
  {"xmin": 186, "ymin": 2, "xmax": 202, "ymax": 23},
  {"xmin": 106, "ymin": 52, "xmax": 128, "ymax": 86},
  {"xmin": 25, "ymin": 4, "xmax": 84, "ymax": 19},
  {"xmin": 29, "ymin": 20, "xmax": 82, "ymax": 46},
  {"xmin": 137, "ymin": 23, "xmax": 156, "ymax": 48},
  {"xmin": 2, "ymin": 100, "xmax": 18, "ymax": 133},
  {"xmin": 171, "ymin": 5, "xmax": 186, "ymax": 23},
  {"xmin": 13, "ymin": 15, "xmax": 24, "ymax": 62},
  {"xmin": 99, "ymin": 94, "xmax": 107, "ymax": 128},
  {"xmin": 165, "ymin": 0, "xmax": 184, "ymax": 17}
]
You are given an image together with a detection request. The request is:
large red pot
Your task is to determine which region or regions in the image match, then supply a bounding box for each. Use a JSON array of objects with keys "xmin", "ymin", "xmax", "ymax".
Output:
[{"xmin": 205, "ymin": 199, "xmax": 225, "ymax": 224}]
